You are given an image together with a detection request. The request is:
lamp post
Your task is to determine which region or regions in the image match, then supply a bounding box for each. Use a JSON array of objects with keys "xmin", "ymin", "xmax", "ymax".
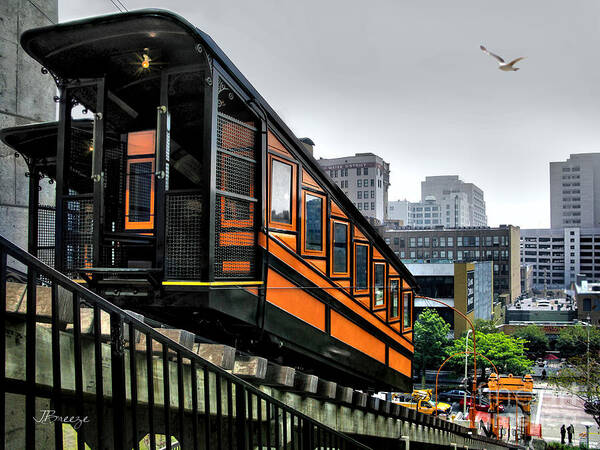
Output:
[
  {"xmin": 587, "ymin": 315, "xmax": 591, "ymax": 387},
  {"xmin": 417, "ymin": 295, "xmax": 478, "ymax": 429},
  {"xmin": 464, "ymin": 329, "xmax": 472, "ymax": 417}
]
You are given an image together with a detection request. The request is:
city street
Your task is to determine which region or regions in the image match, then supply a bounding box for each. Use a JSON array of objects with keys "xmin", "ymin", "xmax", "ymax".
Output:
[{"xmin": 531, "ymin": 387, "xmax": 598, "ymax": 447}]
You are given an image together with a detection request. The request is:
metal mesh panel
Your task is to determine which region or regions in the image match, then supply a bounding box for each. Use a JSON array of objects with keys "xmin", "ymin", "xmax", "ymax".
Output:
[
  {"xmin": 166, "ymin": 192, "xmax": 204, "ymax": 279},
  {"xmin": 214, "ymin": 80, "xmax": 258, "ymax": 279},
  {"xmin": 216, "ymin": 153, "xmax": 256, "ymax": 197},
  {"xmin": 215, "ymin": 195, "xmax": 256, "ymax": 278},
  {"xmin": 217, "ymin": 114, "xmax": 256, "ymax": 159},
  {"xmin": 37, "ymin": 205, "xmax": 56, "ymax": 269},
  {"xmin": 63, "ymin": 197, "xmax": 94, "ymax": 277},
  {"xmin": 103, "ymin": 139, "xmax": 126, "ymax": 232}
]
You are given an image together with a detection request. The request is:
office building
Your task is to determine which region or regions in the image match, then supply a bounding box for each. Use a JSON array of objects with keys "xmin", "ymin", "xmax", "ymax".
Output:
[
  {"xmin": 407, "ymin": 261, "xmax": 494, "ymax": 338},
  {"xmin": 378, "ymin": 225, "xmax": 521, "ymax": 301},
  {"xmin": 387, "ymin": 197, "xmax": 445, "ymax": 228},
  {"xmin": 520, "ymin": 227, "xmax": 600, "ymax": 289},
  {"xmin": 550, "ymin": 153, "xmax": 600, "ymax": 228},
  {"xmin": 421, "ymin": 176, "xmax": 487, "ymax": 227},
  {"xmin": 387, "ymin": 200, "xmax": 409, "ymax": 224},
  {"xmin": 318, "ymin": 153, "xmax": 390, "ymax": 223}
]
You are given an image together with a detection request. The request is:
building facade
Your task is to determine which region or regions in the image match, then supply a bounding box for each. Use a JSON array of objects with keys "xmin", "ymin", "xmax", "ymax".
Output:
[
  {"xmin": 378, "ymin": 225, "xmax": 521, "ymax": 301},
  {"xmin": 420, "ymin": 175, "xmax": 487, "ymax": 227},
  {"xmin": 408, "ymin": 261, "xmax": 494, "ymax": 338},
  {"xmin": 574, "ymin": 277, "xmax": 600, "ymax": 325},
  {"xmin": 318, "ymin": 153, "xmax": 390, "ymax": 223},
  {"xmin": 387, "ymin": 199, "xmax": 409, "ymax": 224},
  {"xmin": 0, "ymin": 0, "xmax": 57, "ymax": 255},
  {"xmin": 520, "ymin": 227, "xmax": 600, "ymax": 289},
  {"xmin": 550, "ymin": 153, "xmax": 600, "ymax": 228}
]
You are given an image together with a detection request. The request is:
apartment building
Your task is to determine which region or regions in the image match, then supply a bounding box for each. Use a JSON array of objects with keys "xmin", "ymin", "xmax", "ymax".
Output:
[{"xmin": 318, "ymin": 153, "xmax": 390, "ymax": 223}]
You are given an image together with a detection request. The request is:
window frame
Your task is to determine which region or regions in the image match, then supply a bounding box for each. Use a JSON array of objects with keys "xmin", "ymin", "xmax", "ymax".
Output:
[
  {"xmin": 373, "ymin": 262, "xmax": 386, "ymax": 309},
  {"xmin": 353, "ymin": 242, "xmax": 370, "ymax": 295},
  {"xmin": 125, "ymin": 157, "xmax": 156, "ymax": 230},
  {"xmin": 302, "ymin": 190, "xmax": 326, "ymax": 256},
  {"xmin": 402, "ymin": 290, "xmax": 413, "ymax": 331},
  {"xmin": 268, "ymin": 154, "xmax": 297, "ymax": 232},
  {"xmin": 389, "ymin": 278, "xmax": 400, "ymax": 319},
  {"xmin": 330, "ymin": 220, "xmax": 350, "ymax": 277}
]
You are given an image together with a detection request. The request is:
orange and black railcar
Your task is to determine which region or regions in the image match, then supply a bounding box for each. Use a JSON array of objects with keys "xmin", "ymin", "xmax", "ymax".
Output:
[{"xmin": 0, "ymin": 10, "xmax": 418, "ymax": 390}]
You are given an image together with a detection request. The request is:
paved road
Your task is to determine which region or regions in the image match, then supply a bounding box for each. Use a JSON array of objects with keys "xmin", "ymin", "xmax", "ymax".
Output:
[{"xmin": 531, "ymin": 387, "xmax": 598, "ymax": 447}]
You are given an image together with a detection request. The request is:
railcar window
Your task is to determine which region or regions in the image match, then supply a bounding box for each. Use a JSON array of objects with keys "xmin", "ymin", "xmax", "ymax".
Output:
[
  {"xmin": 355, "ymin": 244, "xmax": 368, "ymax": 290},
  {"xmin": 271, "ymin": 159, "xmax": 292, "ymax": 224},
  {"xmin": 374, "ymin": 263, "xmax": 385, "ymax": 306},
  {"xmin": 333, "ymin": 222, "xmax": 348, "ymax": 273},
  {"xmin": 403, "ymin": 292, "xmax": 412, "ymax": 329},
  {"xmin": 305, "ymin": 194, "xmax": 323, "ymax": 251},
  {"xmin": 390, "ymin": 279, "xmax": 399, "ymax": 317}
]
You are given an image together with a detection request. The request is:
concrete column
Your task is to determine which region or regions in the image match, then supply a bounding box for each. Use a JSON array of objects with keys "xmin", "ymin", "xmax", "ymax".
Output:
[{"xmin": 0, "ymin": 0, "xmax": 57, "ymax": 252}]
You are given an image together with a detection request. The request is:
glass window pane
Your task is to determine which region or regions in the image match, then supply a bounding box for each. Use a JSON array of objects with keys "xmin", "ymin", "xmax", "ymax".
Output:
[
  {"xmin": 333, "ymin": 223, "xmax": 348, "ymax": 273},
  {"xmin": 403, "ymin": 292, "xmax": 412, "ymax": 328},
  {"xmin": 128, "ymin": 161, "xmax": 153, "ymax": 222},
  {"xmin": 305, "ymin": 194, "xmax": 322, "ymax": 250},
  {"xmin": 271, "ymin": 159, "xmax": 292, "ymax": 223},
  {"xmin": 374, "ymin": 264, "xmax": 385, "ymax": 306},
  {"xmin": 356, "ymin": 245, "xmax": 368, "ymax": 290},
  {"xmin": 390, "ymin": 279, "xmax": 399, "ymax": 317}
]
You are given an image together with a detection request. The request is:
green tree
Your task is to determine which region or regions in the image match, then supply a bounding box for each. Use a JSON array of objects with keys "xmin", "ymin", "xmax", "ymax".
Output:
[
  {"xmin": 473, "ymin": 318, "xmax": 499, "ymax": 334},
  {"xmin": 514, "ymin": 325, "xmax": 549, "ymax": 358},
  {"xmin": 447, "ymin": 331, "xmax": 533, "ymax": 378},
  {"xmin": 556, "ymin": 325, "xmax": 600, "ymax": 358},
  {"xmin": 414, "ymin": 308, "xmax": 451, "ymax": 385}
]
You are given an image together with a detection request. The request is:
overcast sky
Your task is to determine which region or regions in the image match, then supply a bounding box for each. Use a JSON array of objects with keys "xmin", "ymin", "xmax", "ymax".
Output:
[{"xmin": 59, "ymin": 0, "xmax": 600, "ymax": 229}]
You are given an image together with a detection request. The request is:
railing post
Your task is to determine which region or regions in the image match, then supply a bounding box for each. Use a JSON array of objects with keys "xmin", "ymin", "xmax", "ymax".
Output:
[
  {"xmin": 236, "ymin": 384, "xmax": 247, "ymax": 450},
  {"xmin": 25, "ymin": 267, "xmax": 37, "ymax": 450},
  {"xmin": 110, "ymin": 313, "xmax": 126, "ymax": 450}
]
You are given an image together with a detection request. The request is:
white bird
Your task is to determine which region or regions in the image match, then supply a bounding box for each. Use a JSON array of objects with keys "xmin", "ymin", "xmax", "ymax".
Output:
[{"xmin": 480, "ymin": 45, "xmax": 525, "ymax": 71}]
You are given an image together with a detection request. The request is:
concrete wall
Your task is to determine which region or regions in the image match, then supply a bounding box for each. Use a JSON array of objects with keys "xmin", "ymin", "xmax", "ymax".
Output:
[{"xmin": 0, "ymin": 0, "xmax": 57, "ymax": 254}]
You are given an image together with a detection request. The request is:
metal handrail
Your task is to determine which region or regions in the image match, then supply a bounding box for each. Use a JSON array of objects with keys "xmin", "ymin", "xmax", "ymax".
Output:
[{"xmin": 0, "ymin": 233, "xmax": 371, "ymax": 449}]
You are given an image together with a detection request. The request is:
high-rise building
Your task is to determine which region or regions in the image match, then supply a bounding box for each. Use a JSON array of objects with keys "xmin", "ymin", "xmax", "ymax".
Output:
[
  {"xmin": 318, "ymin": 153, "xmax": 390, "ymax": 223},
  {"xmin": 0, "ymin": 0, "xmax": 57, "ymax": 254},
  {"xmin": 420, "ymin": 176, "xmax": 487, "ymax": 227},
  {"xmin": 550, "ymin": 153, "xmax": 600, "ymax": 228}
]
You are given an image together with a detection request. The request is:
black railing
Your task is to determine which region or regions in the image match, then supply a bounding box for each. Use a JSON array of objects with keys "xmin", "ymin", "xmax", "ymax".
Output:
[{"xmin": 0, "ymin": 233, "xmax": 371, "ymax": 450}]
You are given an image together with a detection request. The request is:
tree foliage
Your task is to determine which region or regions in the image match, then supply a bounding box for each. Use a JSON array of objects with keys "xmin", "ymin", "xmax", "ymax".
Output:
[
  {"xmin": 473, "ymin": 318, "xmax": 499, "ymax": 334},
  {"xmin": 514, "ymin": 324, "xmax": 549, "ymax": 358},
  {"xmin": 414, "ymin": 309, "xmax": 451, "ymax": 380},
  {"xmin": 446, "ymin": 331, "xmax": 533, "ymax": 377},
  {"xmin": 556, "ymin": 325, "xmax": 600, "ymax": 358},
  {"xmin": 551, "ymin": 355, "xmax": 600, "ymax": 427}
]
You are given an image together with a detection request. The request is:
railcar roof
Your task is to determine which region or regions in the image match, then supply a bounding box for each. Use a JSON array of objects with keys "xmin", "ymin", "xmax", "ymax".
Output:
[{"xmin": 15, "ymin": 9, "xmax": 418, "ymax": 289}]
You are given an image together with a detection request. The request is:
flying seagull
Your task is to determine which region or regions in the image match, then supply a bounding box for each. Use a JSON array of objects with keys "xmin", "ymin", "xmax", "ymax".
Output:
[{"xmin": 480, "ymin": 45, "xmax": 525, "ymax": 71}]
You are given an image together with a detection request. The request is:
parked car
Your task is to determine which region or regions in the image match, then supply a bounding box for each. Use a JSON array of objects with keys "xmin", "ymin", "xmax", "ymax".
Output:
[
  {"xmin": 459, "ymin": 398, "xmax": 505, "ymax": 413},
  {"xmin": 439, "ymin": 389, "xmax": 471, "ymax": 403}
]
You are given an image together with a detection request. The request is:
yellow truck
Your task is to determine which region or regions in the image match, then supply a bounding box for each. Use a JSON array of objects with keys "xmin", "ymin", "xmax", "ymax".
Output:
[{"xmin": 393, "ymin": 389, "xmax": 452, "ymax": 416}]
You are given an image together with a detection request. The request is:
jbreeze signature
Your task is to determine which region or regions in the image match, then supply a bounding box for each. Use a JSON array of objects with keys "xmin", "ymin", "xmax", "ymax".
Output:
[{"xmin": 33, "ymin": 410, "xmax": 90, "ymax": 430}]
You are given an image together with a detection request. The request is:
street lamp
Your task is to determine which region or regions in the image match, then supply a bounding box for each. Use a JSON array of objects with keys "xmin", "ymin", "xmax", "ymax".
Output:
[
  {"xmin": 464, "ymin": 329, "xmax": 472, "ymax": 417},
  {"xmin": 417, "ymin": 295, "xmax": 478, "ymax": 429}
]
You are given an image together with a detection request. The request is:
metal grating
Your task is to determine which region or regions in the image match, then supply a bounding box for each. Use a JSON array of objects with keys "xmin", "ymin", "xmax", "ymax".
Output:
[
  {"xmin": 215, "ymin": 195, "xmax": 256, "ymax": 278},
  {"xmin": 37, "ymin": 205, "xmax": 56, "ymax": 270},
  {"xmin": 216, "ymin": 153, "xmax": 256, "ymax": 197},
  {"xmin": 166, "ymin": 192, "xmax": 204, "ymax": 279},
  {"xmin": 63, "ymin": 197, "xmax": 94, "ymax": 277},
  {"xmin": 214, "ymin": 80, "xmax": 258, "ymax": 279},
  {"xmin": 217, "ymin": 114, "xmax": 256, "ymax": 159}
]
